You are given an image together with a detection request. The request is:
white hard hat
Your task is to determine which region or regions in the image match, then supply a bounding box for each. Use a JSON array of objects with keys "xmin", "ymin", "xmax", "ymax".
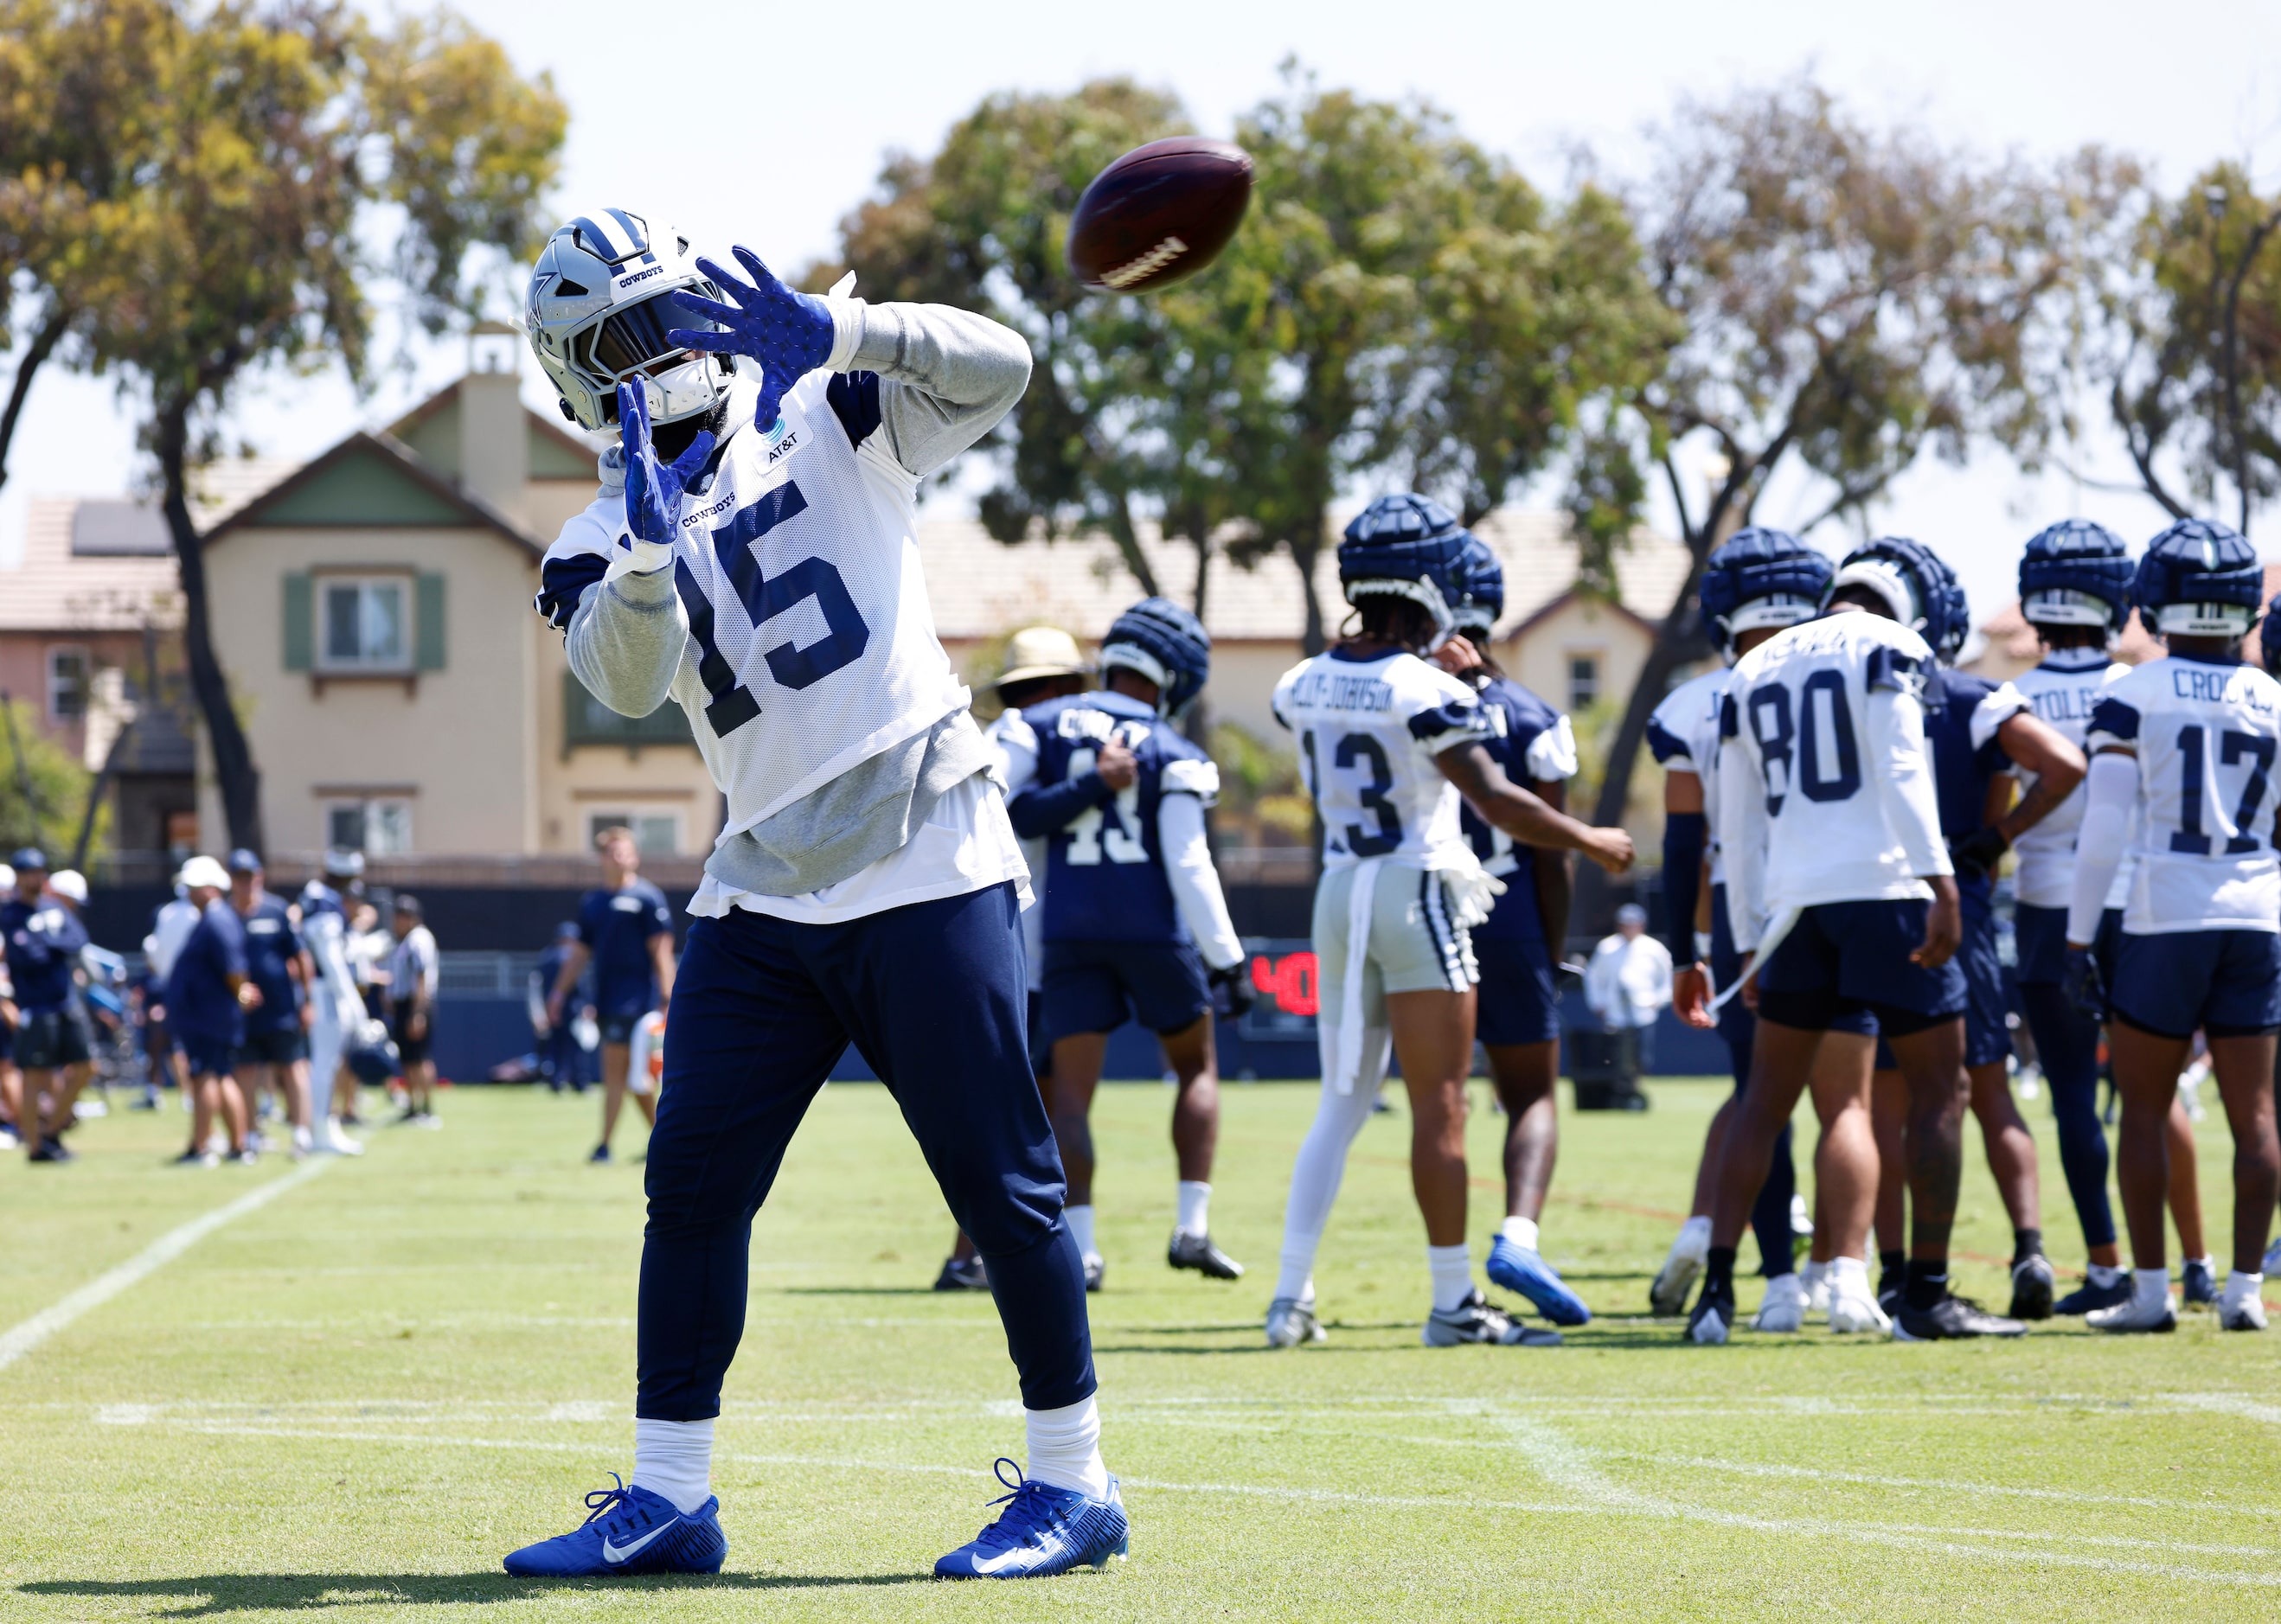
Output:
[
  {"xmin": 177, "ymin": 854, "xmax": 231, "ymax": 892},
  {"xmin": 48, "ymin": 869, "xmax": 87, "ymax": 905}
]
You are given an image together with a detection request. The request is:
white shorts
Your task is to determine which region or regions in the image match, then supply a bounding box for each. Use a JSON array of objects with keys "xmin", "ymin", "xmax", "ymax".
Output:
[{"xmin": 1313, "ymin": 861, "xmax": 1477, "ymax": 1035}]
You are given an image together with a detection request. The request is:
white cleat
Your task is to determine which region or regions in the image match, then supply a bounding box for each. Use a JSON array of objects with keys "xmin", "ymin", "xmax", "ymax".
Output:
[
  {"xmin": 322, "ymin": 1121, "xmax": 366, "ymax": 1156},
  {"xmin": 1752, "ymin": 1271, "xmax": 1809, "ymax": 1333},
  {"xmin": 2088, "ymin": 1292, "xmax": 2176, "ymax": 1333},
  {"xmin": 1800, "ymin": 1261, "xmax": 1831, "ymax": 1319},
  {"xmin": 2219, "ymin": 1275, "xmax": 2269, "ymax": 1332},
  {"xmin": 1650, "ymin": 1217, "xmax": 1711, "ymax": 1318},
  {"xmin": 1265, "ymin": 1296, "xmax": 1325, "ymax": 1349},
  {"xmin": 1826, "ymin": 1271, "xmax": 1893, "ymax": 1335}
]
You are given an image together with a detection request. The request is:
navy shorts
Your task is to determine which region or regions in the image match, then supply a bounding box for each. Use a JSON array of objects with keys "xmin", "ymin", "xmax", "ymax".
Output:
[
  {"xmin": 2111, "ymin": 928, "xmax": 2281, "ymax": 1039},
  {"xmin": 236, "ymin": 1027, "xmax": 306, "ymax": 1068},
  {"xmin": 0, "ymin": 1013, "xmax": 12, "ymax": 1063},
  {"xmin": 175, "ymin": 1029, "xmax": 237, "ymax": 1078},
  {"xmin": 1754, "ymin": 898, "xmax": 1967, "ymax": 1038},
  {"xmin": 1475, "ymin": 932, "xmax": 1561, "ymax": 1046},
  {"xmin": 1960, "ymin": 906, "xmax": 2011, "ymax": 1069},
  {"xmin": 16, "ymin": 1005, "xmax": 93, "ymax": 1070},
  {"xmin": 2013, "ymin": 902, "xmax": 2124, "ymax": 989},
  {"xmin": 599, "ymin": 1010, "xmax": 648, "ymax": 1046},
  {"xmin": 1041, "ymin": 939, "xmax": 1211, "ymax": 1043}
]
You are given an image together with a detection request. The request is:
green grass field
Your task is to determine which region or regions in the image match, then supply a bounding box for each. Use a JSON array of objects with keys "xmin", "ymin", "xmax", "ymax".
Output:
[{"xmin": 3, "ymin": 1076, "xmax": 2279, "ymax": 1621}]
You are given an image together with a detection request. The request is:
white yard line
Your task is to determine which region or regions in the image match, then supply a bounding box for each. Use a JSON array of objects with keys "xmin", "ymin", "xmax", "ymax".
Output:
[{"xmin": 0, "ymin": 1158, "xmax": 332, "ymax": 1373}]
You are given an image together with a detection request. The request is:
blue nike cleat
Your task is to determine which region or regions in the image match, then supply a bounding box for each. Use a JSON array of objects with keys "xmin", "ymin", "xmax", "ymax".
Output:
[
  {"xmin": 934, "ymin": 1458, "xmax": 1129, "ymax": 1578},
  {"xmin": 1486, "ymin": 1234, "xmax": 1592, "ymax": 1326},
  {"xmin": 501, "ymin": 1476, "xmax": 726, "ymax": 1577}
]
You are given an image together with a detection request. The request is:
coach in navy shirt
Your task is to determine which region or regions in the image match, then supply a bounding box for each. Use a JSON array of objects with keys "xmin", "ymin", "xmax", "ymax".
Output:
[
  {"xmin": 167, "ymin": 854, "xmax": 253, "ymax": 1166},
  {"xmin": 3, "ymin": 849, "xmax": 94, "ymax": 1161},
  {"xmin": 230, "ymin": 849, "xmax": 311, "ymax": 1154},
  {"xmin": 548, "ymin": 825, "xmax": 676, "ymax": 1163}
]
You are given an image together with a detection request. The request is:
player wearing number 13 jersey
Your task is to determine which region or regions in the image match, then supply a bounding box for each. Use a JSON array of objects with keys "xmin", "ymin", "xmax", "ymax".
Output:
[
  {"xmin": 1002, "ymin": 598, "xmax": 1250, "ymax": 1290},
  {"xmin": 2066, "ymin": 519, "xmax": 2281, "ymax": 1335},
  {"xmin": 1264, "ymin": 496, "xmax": 1633, "ymax": 1354},
  {"xmin": 513, "ymin": 212, "xmax": 1125, "ymax": 1582}
]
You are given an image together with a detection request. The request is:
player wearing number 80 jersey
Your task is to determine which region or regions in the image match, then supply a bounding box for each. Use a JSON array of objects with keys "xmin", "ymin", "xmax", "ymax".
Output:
[
  {"xmin": 2066, "ymin": 519, "xmax": 2281, "ymax": 1336},
  {"xmin": 513, "ymin": 213, "xmax": 1126, "ymax": 1582}
]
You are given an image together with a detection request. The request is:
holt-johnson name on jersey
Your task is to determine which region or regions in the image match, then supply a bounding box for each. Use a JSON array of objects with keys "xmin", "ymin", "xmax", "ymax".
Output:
[
  {"xmin": 1010, "ymin": 690, "xmax": 1221, "ymax": 945},
  {"xmin": 2009, "ymin": 647, "xmax": 2133, "ymax": 911},
  {"xmin": 2088, "ymin": 653, "xmax": 2281, "ymax": 933},
  {"xmin": 1718, "ymin": 613, "xmax": 1950, "ymax": 947},
  {"xmin": 1273, "ymin": 650, "xmax": 1491, "ymax": 868},
  {"xmin": 535, "ymin": 372, "xmax": 968, "ymax": 841}
]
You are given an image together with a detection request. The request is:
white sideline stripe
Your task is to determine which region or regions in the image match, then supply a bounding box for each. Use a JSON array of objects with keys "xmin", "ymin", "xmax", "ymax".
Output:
[
  {"xmin": 1616, "ymin": 1451, "xmax": 2263, "ymax": 1514},
  {"xmin": 137, "ymin": 1418, "xmax": 2281, "ymax": 1582},
  {"xmin": 0, "ymin": 1159, "xmax": 332, "ymax": 1372},
  {"xmin": 2166, "ymin": 1393, "xmax": 2281, "ymax": 1427}
]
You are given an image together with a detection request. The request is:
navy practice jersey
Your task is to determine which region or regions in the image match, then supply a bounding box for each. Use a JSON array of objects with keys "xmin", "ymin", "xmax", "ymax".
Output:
[
  {"xmin": 167, "ymin": 899, "xmax": 248, "ymax": 1045},
  {"xmin": 1004, "ymin": 689, "xmax": 1221, "ymax": 945},
  {"xmin": 1920, "ymin": 665, "xmax": 2028, "ymax": 915},
  {"xmin": 1461, "ymin": 676, "xmax": 1579, "ymax": 945},
  {"xmin": 1, "ymin": 896, "xmax": 87, "ymax": 1011},
  {"xmin": 577, "ymin": 879, "xmax": 674, "ymax": 1017},
  {"xmin": 237, "ymin": 893, "xmax": 304, "ymax": 1034}
]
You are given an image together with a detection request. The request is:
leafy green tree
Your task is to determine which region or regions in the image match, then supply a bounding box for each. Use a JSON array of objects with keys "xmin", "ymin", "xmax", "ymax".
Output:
[
  {"xmin": 1587, "ymin": 76, "xmax": 2092, "ymax": 829},
  {"xmin": 0, "ymin": 697, "xmax": 101, "ymax": 858},
  {"xmin": 68, "ymin": 2, "xmax": 565, "ymax": 852}
]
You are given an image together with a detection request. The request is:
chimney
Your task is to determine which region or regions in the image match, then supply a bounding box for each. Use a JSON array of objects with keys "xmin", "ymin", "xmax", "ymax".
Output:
[{"xmin": 459, "ymin": 322, "xmax": 528, "ymax": 522}]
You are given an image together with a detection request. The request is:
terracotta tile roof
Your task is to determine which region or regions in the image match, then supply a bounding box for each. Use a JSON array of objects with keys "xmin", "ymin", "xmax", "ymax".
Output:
[
  {"xmin": 0, "ymin": 499, "xmax": 183, "ymax": 632},
  {"xmin": 917, "ymin": 508, "xmax": 1691, "ymax": 643}
]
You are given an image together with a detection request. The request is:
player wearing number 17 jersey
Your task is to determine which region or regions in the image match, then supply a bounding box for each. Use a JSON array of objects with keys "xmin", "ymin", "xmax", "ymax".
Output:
[
  {"xmin": 511, "ymin": 212, "xmax": 1124, "ymax": 1582},
  {"xmin": 1002, "ymin": 598, "xmax": 1251, "ymax": 1290},
  {"xmin": 2066, "ymin": 519, "xmax": 2281, "ymax": 1335}
]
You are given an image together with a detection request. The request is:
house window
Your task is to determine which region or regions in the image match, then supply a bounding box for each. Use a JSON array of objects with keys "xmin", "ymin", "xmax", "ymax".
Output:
[
  {"xmin": 319, "ymin": 577, "xmax": 410, "ymax": 671},
  {"xmin": 1567, "ymin": 653, "xmax": 1601, "ymax": 712},
  {"xmin": 586, "ymin": 810, "xmax": 681, "ymax": 856},
  {"xmin": 48, "ymin": 646, "xmax": 89, "ymax": 720},
  {"xmin": 327, "ymin": 798, "xmax": 413, "ymax": 854}
]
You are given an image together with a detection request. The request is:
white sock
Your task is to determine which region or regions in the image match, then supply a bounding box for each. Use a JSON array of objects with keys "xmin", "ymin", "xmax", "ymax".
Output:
[
  {"xmin": 2087, "ymin": 1262, "xmax": 2124, "ymax": 1288},
  {"xmin": 1427, "ymin": 1244, "xmax": 1473, "ymax": 1313},
  {"xmin": 1176, "ymin": 1181, "xmax": 1210, "ymax": 1237},
  {"xmin": 1798, "ymin": 1258, "xmax": 1825, "ymax": 1288},
  {"xmin": 1065, "ymin": 1204, "xmax": 1097, "ymax": 1261},
  {"xmin": 2133, "ymin": 1267, "xmax": 2172, "ymax": 1309},
  {"xmin": 1273, "ymin": 1067, "xmax": 1383, "ymax": 1303},
  {"xmin": 631, "ymin": 1417, "xmax": 714, "ymax": 1515},
  {"xmin": 2224, "ymin": 1269, "xmax": 2264, "ymax": 1301},
  {"xmin": 1499, "ymin": 1215, "xmax": 1540, "ymax": 1251},
  {"xmin": 1025, "ymin": 1395, "xmax": 1110, "ymax": 1498},
  {"xmin": 2188, "ymin": 1254, "xmax": 2215, "ymax": 1274},
  {"xmin": 1829, "ymin": 1256, "xmax": 1868, "ymax": 1288},
  {"xmin": 1671, "ymin": 1214, "xmax": 1711, "ymax": 1261}
]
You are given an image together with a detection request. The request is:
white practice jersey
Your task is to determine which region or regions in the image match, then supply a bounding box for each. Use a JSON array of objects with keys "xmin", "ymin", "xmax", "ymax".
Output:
[
  {"xmin": 1716, "ymin": 613, "xmax": 1951, "ymax": 951},
  {"xmin": 1273, "ymin": 649, "xmax": 1493, "ymax": 871},
  {"xmin": 1647, "ymin": 667, "xmax": 1731, "ymax": 885},
  {"xmin": 2087, "ymin": 654, "xmax": 2281, "ymax": 933},
  {"xmin": 985, "ymin": 706, "xmax": 1048, "ymax": 989},
  {"xmin": 2009, "ymin": 648, "xmax": 2133, "ymax": 911},
  {"xmin": 542, "ymin": 371, "xmax": 967, "ymax": 839}
]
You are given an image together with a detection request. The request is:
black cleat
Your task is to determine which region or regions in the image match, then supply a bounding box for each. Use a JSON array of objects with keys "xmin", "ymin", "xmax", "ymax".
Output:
[
  {"xmin": 2054, "ymin": 1273, "xmax": 2133, "ymax": 1315},
  {"xmin": 27, "ymin": 1141, "xmax": 73, "ymax": 1163},
  {"xmin": 2183, "ymin": 1257, "xmax": 2218, "ymax": 1306},
  {"xmin": 1167, "ymin": 1231, "xmax": 1244, "ymax": 1279},
  {"xmin": 2008, "ymin": 1253, "xmax": 2055, "ymax": 1320},
  {"xmin": 932, "ymin": 1256, "xmax": 989, "ymax": 1292},
  {"xmin": 1893, "ymin": 1293, "xmax": 2027, "ymax": 1340},
  {"xmin": 1686, "ymin": 1279, "xmax": 1737, "ymax": 1346},
  {"xmin": 588, "ymin": 1143, "xmax": 612, "ymax": 1164}
]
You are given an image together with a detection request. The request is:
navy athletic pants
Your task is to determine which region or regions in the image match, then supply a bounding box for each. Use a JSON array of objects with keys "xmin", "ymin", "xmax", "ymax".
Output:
[{"xmin": 636, "ymin": 881, "xmax": 1095, "ymax": 1421}]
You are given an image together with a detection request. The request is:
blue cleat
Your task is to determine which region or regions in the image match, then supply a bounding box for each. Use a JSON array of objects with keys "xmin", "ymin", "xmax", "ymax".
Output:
[
  {"xmin": 501, "ymin": 1476, "xmax": 726, "ymax": 1577},
  {"xmin": 934, "ymin": 1458, "xmax": 1129, "ymax": 1579},
  {"xmin": 1486, "ymin": 1234, "xmax": 1592, "ymax": 1326}
]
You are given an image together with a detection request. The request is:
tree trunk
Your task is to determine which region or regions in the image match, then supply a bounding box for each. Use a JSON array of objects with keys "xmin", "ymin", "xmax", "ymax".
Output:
[
  {"xmin": 1589, "ymin": 548, "xmax": 1714, "ymax": 831},
  {"xmin": 0, "ymin": 305, "xmax": 68, "ymax": 499},
  {"xmin": 1290, "ymin": 534, "xmax": 1328, "ymax": 655},
  {"xmin": 157, "ymin": 401, "xmax": 265, "ymax": 855},
  {"xmin": 1105, "ymin": 490, "xmax": 1161, "ymax": 598}
]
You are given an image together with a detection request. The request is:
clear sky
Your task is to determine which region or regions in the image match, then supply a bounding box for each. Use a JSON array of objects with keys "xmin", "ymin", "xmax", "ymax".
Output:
[{"xmin": 10, "ymin": 0, "xmax": 2281, "ymax": 635}]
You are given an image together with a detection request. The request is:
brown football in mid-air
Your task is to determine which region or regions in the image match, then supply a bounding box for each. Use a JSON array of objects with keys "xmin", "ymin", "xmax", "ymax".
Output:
[{"xmin": 1066, "ymin": 137, "xmax": 1253, "ymax": 294}]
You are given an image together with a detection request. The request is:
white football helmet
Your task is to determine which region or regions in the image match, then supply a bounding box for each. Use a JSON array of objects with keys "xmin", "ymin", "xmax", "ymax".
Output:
[{"xmin": 524, "ymin": 208, "xmax": 732, "ymax": 432}]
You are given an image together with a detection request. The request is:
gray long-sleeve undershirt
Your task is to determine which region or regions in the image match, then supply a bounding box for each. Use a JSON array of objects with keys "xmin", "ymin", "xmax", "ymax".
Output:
[{"xmin": 561, "ymin": 298, "xmax": 1029, "ymax": 897}]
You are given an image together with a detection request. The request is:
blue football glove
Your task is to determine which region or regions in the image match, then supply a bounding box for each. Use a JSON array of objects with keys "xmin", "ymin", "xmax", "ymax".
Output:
[
  {"xmin": 664, "ymin": 246, "xmax": 836, "ymax": 434},
  {"xmin": 2061, "ymin": 943, "xmax": 2106, "ymax": 1021},
  {"xmin": 618, "ymin": 380, "xmax": 715, "ymax": 560}
]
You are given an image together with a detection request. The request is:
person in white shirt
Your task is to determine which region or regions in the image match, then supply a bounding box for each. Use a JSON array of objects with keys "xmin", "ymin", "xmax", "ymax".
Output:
[
  {"xmin": 1263, "ymin": 496, "xmax": 1634, "ymax": 1353},
  {"xmin": 1585, "ymin": 904, "xmax": 1671, "ymax": 1052},
  {"xmin": 2064, "ymin": 519, "xmax": 2281, "ymax": 1334}
]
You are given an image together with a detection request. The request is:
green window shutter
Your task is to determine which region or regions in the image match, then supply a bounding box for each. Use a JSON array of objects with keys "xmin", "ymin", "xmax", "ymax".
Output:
[
  {"xmin": 282, "ymin": 572, "xmax": 312, "ymax": 671},
  {"xmin": 415, "ymin": 572, "xmax": 447, "ymax": 671}
]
